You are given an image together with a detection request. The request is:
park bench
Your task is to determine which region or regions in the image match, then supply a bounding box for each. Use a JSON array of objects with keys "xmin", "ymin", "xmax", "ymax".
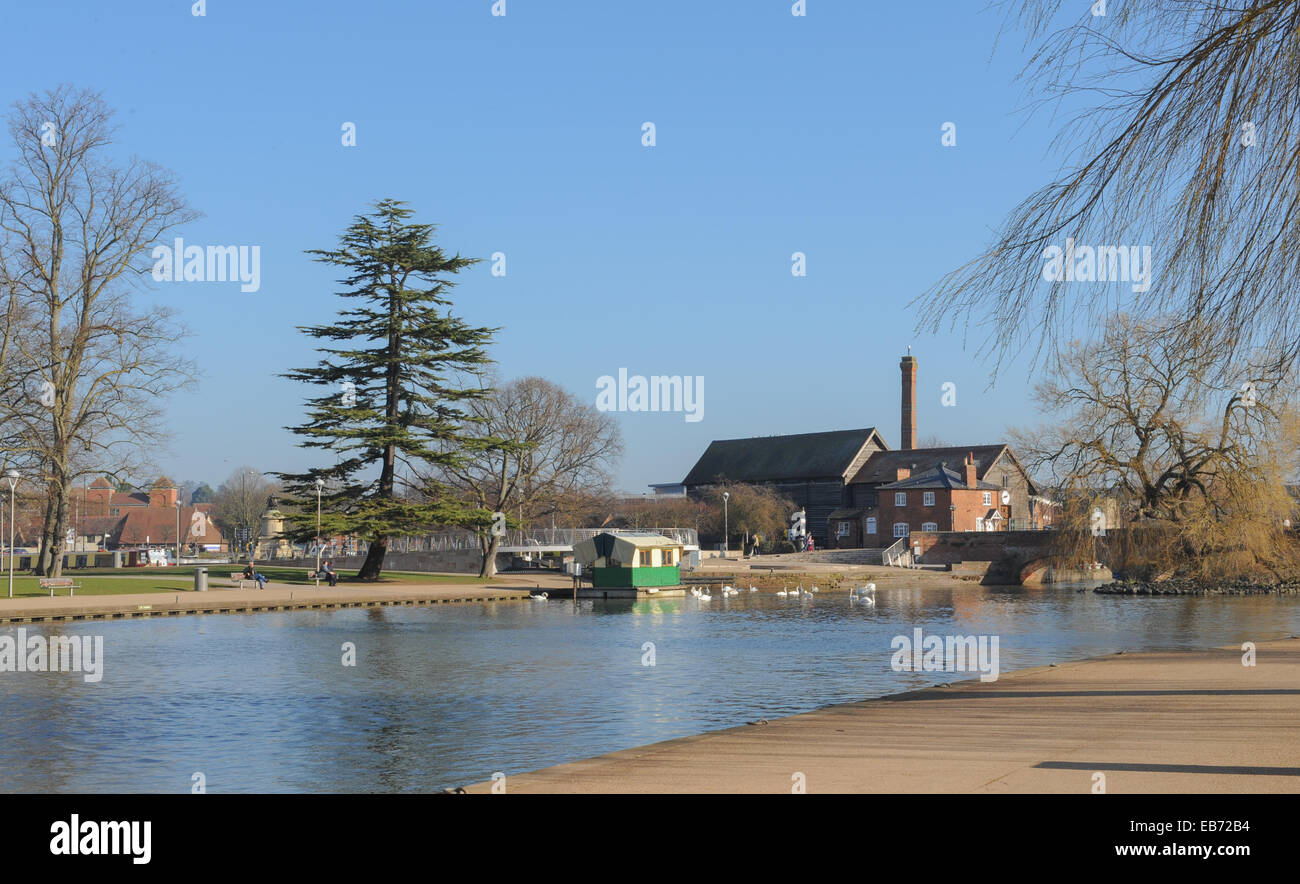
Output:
[
  {"xmin": 39, "ymin": 577, "xmax": 81, "ymax": 597},
  {"xmin": 228, "ymin": 571, "xmax": 251, "ymax": 589}
]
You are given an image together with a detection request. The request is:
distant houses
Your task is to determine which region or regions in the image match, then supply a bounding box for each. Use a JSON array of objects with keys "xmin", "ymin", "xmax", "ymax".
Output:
[
  {"xmin": 74, "ymin": 476, "xmax": 227, "ymax": 552},
  {"xmin": 679, "ymin": 354, "xmax": 1055, "ymax": 548}
]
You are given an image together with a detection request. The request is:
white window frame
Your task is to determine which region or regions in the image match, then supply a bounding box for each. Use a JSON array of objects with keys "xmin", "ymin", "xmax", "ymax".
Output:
[
  {"xmin": 865, "ymin": 517, "xmax": 877, "ymax": 535},
  {"xmin": 895, "ymin": 492, "xmax": 906, "ymax": 507},
  {"xmin": 921, "ymin": 522, "xmax": 938, "ymax": 532},
  {"xmin": 893, "ymin": 522, "xmax": 909, "ymax": 538},
  {"xmin": 982, "ymin": 491, "xmax": 992, "ymax": 506},
  {"xmin": 836, "ymin": 521, "xmax": 851, "ymax": 537},
  {"xmin": 923, "ymin": 491, "xmax": 935, "ymax": 507},
  {"xmin": 975, "ymin": 517, "xmax": 984, "ymax": 532}
]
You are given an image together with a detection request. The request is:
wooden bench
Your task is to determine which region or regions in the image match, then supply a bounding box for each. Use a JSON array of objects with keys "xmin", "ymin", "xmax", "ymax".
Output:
[
  {"xmin": 228, "ymin": 571, "xmax": 252, "ymax": 589},
  {"xmin": 39, "ymin": 577, "xmax": 81, "ymax": 597}
]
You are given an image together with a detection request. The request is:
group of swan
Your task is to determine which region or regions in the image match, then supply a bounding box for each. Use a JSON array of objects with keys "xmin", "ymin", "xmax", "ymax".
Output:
[
  {"xmin": 850, "ymin": 583, "xmax": 876, "ymax": 605},
  {"xmin": 531, "ymin": 583, "xmax": 875, "ymax": 605},
  {"xmin": 775, "ymin": 584, "xmax": 818, "ymax": 599}
]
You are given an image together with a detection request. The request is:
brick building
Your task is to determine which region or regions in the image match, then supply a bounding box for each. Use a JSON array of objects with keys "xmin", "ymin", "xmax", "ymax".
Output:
[
  {"xmin": 681, "ymin": 353, "xmax": 1056, "ymax": 548},
  {"xmin": 74, "ymin": 476, "xmax": 226, "ymax": 552}
]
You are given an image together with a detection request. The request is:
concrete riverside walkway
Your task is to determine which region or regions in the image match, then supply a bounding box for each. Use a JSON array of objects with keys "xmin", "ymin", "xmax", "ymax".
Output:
[
  {"xmin": 465, "ymin": 638, "xmax": 1300, "ymax": 794},
  {"xmin": 0, "ymin": 573, "xmax": 573, "ymax": 624}
]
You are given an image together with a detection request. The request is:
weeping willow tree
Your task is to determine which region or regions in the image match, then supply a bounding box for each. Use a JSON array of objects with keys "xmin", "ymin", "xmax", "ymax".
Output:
[
  {"xmin": 918, "ymin": 0, "xmax": 1300, "ymax": 380},
  {"xmin": 1012, "ymin": 314, "xmax": 1300, "ymax": 580}
]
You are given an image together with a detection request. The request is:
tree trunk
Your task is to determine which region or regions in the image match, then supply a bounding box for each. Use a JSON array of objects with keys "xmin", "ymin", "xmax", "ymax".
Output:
[
  {"xmin": 478, "ymin": 533, "xmax": 500, "ymax": 578},
  {"xmin": 358, "ymin": 536, "xmax": 388, "ymax": 580},
  {"xmin": 36, "ymin": 493, "xmax": 57, "ymax": 576},
  {"xmin": 48, "ymin": 482, "xmax": 69, "ymax": 578}
]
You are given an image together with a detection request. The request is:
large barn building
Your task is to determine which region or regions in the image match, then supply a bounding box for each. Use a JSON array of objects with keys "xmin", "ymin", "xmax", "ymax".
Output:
[{"xmin": 680, "ymin": 355, "xmax": 1054, "ymax": 548}]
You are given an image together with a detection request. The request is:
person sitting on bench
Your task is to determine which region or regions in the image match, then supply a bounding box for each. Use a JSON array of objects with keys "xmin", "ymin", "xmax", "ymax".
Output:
[
  {"xmin": 243, "ymin": 561, "xmax": 268, "ymax": 590},
  {"xmin": 320, "ymin": 560, "xmax": 339, "ymax": 587}
]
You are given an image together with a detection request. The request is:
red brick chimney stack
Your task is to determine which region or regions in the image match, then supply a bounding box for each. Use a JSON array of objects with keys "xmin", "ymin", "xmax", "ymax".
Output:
[
  {"xmin": 964, "ymin": 452, "xmax": 977, "ymax": 489},
  {"xmin": 900, "ymin": 353, "xmax": 917, "ymax": 450}
]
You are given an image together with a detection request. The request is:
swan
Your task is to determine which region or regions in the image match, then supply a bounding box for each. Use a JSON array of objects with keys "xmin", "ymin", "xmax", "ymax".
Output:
[
  {"xmin": 850, "ymin": 584, "xmax": 876, "ymax": 605},
  {"xmin": 776, "ymin": 587, "xmax": 788, "ymax": 597},
  {"xmin": 530, "ymin": 591, "xmax": 548, "ymax": 601},
  {"xmin": 748, "ymin": 585, "xmax": 758, "ymax": 592}
]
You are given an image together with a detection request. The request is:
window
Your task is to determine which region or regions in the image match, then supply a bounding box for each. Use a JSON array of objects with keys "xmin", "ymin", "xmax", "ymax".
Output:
[
  {"xmin": 662, "ymin": 549, "xmax": 674, "ymax": 565},
  {"xmin": 975, "ymin": 517, "xmax": 984, "ymax": 531},
  {"xmin": 923, "ymin": 491, "xmax": 935, "ymax": 507},
  {"xmin": 921, "ymin": 522, "xmax": 938, "ymax": 532},
  {"xmin": 866, "ymin": 517, "xmax": 877, "ymax": 535},
  {"xmin": 895, "ymin": 492, "xmax": 906, "ymax": 506},
  {"xmin": 639, "ymin": 550, "xmax": 651, "ymax": 566},
  {"xmin": 836, "ymin": 521, "xmax": 851, "ymax": 537},
  {"xmin": 1002, "ymin": 474, "xmax": 1009, "ymax": 488},
  {"xmin": 893, "ymin": 523, "xmax": 909, "ymax": 538},
  {"xmin": 982, "ymin": 492, "xmax": 992, "ymax": 506}
]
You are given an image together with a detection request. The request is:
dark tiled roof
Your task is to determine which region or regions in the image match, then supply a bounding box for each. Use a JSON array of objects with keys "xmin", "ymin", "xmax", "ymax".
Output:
[
  {"xmin": 828, "ymin": 508, "xmax": 869, "ymax": 519},
  {"xmin": 880, "ymin": 464, "xmax": 1000, "ymax": 490},
  {"xmin": 850, "ymin": 445, "xmax": 1010, "ymax": 486},
  {"xmin": 682, "ymin": 428, "xmax": 883, "ymax": 485}
]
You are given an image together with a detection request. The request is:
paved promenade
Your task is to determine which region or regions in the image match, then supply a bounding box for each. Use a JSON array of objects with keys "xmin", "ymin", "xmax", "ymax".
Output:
[
  {"xmin": 466, "ymin": 638, "xmax": 1300, "ymax": 793},
  {"xmin": 0, "ymin": 573, "xmax": 573, "ymax": 624}
]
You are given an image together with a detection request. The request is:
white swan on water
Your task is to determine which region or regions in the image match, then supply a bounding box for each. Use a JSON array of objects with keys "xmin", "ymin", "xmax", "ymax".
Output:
[
  {"xmin": 776, "ymin": 587, "xmax": 789, "ymax": 597},
  {"xmin": 850, "ymin": 584, "xmax": 876, "ymax": 605},
  {"xmin": 530, "ymin": 591, "xmax": 549, "ymax": 601}
]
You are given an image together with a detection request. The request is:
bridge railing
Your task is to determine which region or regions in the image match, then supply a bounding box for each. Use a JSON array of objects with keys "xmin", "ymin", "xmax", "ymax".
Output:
[
  {"xmin": 882, "ymin": 536, "xmax": 914, "ymax": 568},
  {"xmin": 352, "ymin": 527, "xmax": 700, "ymax": 554}
]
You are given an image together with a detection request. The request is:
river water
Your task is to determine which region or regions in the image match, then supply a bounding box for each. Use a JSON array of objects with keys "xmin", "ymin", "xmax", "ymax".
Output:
[{"xmin": 2, "ymin": 583, "xmax": 1297, "ymax": 792}]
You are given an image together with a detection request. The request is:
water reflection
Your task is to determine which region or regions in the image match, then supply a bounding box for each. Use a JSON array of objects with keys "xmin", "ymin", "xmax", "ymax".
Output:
[{"xmin": 1, "ymin": 584, "xmax": 1297, "ymax": 792}]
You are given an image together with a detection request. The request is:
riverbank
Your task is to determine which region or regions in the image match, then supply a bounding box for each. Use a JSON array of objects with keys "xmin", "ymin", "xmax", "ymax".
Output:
[
  {"xmin": 0, "ymin": 575, "xmax": 563, "ymax": 624},
  {"xmin": 0, "ymin": 567, "xmax": 981, "ymax": 623},
  {"xmin": 462, "ymin": 637, "xmax": 1300, "ymax": 793},
  {"xmin": 1097, "ymin": 577, "xmax": 1300, "ymax": 595}
]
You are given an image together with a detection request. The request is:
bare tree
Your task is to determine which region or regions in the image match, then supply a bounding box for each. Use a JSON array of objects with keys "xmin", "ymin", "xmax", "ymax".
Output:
[
  {"xmin": 434, "ymin": 376, "xmax": 622, "ymax": 577},
  {"xmin": 0, "ymin": 85, "xmax": 197, "ymax": 575},
  {"xmin": 1013, "ymin": 314, "xmax": 1299, "ymax": 578},
  {"xmin": 918, "ymin": 1, "xmax": 1300, "ymax": 380},
  {"xmin": 210, "ymin": 467, "xmax": 279, "ymax": 556}
]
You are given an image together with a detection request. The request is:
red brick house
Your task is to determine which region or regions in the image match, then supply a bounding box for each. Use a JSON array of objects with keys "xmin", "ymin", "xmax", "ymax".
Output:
[
  {"xmin": 73, "ymin": 476, "xmax": 226, "ymax": 552},
  {"xmin": 681, "ymin": 352, "xmax": 1058, "ymax": 550},
  {"xmin": 835, "ymin": 454, "xmax": 1011, "ymax": 547}
]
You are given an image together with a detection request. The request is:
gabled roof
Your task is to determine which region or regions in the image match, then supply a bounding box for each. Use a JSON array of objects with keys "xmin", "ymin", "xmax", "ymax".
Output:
[
  {"xmin": 683, "ymin": 428, "xmax": 886, "ymax": 485},
  {"xmin": 850, "ymin": 445, "xmax": 1012, "ymax": 486},
  {"xmin": 116, "ymin": 507, "xmax": 224, "ymax": 545},
  {"xmin": 879, "ymin": 464, "xmax": 1000, "ymax": 490}
]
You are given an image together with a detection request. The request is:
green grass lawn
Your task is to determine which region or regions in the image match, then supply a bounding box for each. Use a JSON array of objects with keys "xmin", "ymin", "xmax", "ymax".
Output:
[{"xmin": 0, "ymin": 565, "xmax": 497, "ymax": 598}]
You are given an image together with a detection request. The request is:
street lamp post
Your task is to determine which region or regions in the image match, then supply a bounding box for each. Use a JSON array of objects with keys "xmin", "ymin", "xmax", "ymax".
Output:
[
  {"xmin": 722, "ymin": 491, "xmax": 730, "ymax": 557},
  {"xmin": 7, "ymin": 470, "xmax": 18, "ymax": 599},
  {"xmin": 315, "ymin": 478, "xmax": 324, "ymax": 587},
  {"xmin": 175, "ymin": 500, "xmax": 181, "ymax": 565}
]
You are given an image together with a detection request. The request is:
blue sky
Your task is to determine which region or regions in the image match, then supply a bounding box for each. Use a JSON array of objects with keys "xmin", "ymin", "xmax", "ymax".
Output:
[{"xmin": 0, "ymin": 1, "xmax": 1089, "ymax": 493}]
